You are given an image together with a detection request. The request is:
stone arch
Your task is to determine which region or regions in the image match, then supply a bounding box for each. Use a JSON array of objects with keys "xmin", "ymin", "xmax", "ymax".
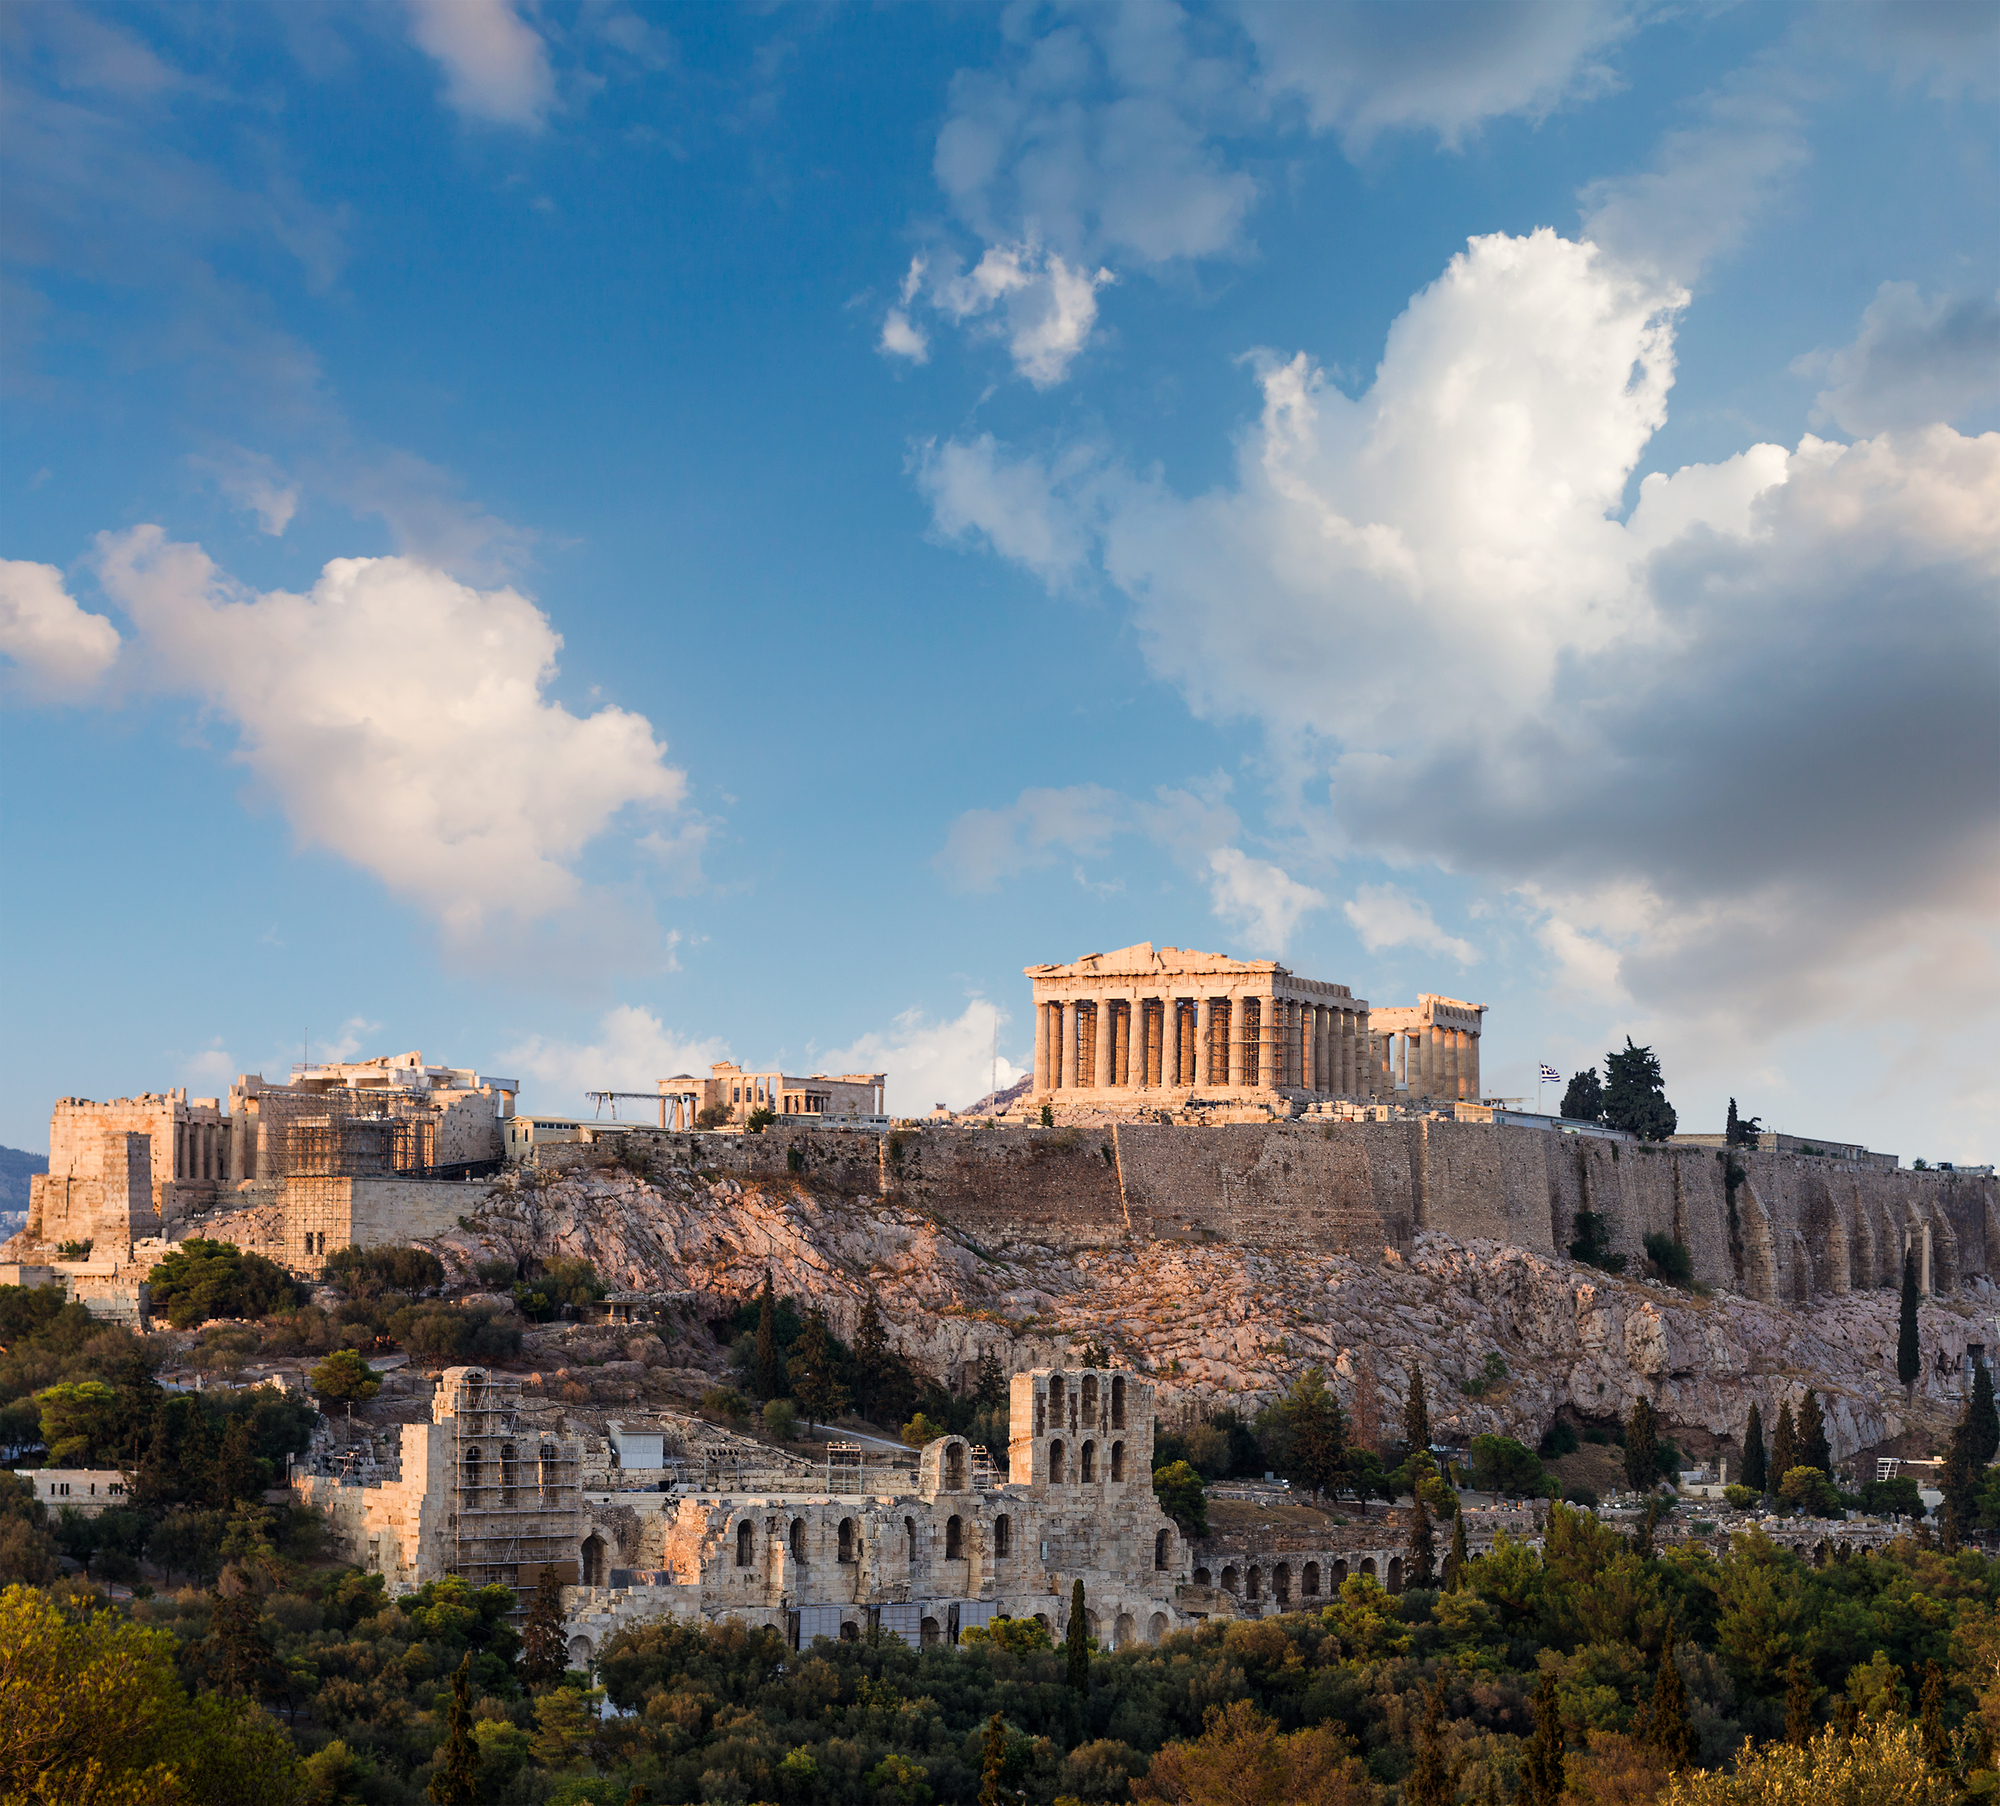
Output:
[
  {"xmin": 1155, "ymin": 1528, "xmax": 1171, "ymax": 1570},
  {"xmin": 840, "ymin": 1620, "xmax": 859, "ymax": 1641},
  {"xmin": 1112, "ymin": 1375, "xmax": 1127, "ymax": 1429},
  {"xmin": 1081, "ymin": 1440, "xmax": 1097, "ymax": 1484},
  {"xmin": 905, "ymin": 1516, "xmax": 918, "ymax": 1563},
  {"xmin": 1220, "ymin": 1564, "xmax": 1240, "ymax": 1594},
  {"xmin": 567, "ymin": 1634, "xmax": 593, "ymax": 1667},
  {"xmin": 1049, "ymin": 1372, "xmax": 1066, "ymax": 1420},
  {"xmin": 1147, "ymin": 1610, "xmax": 1168, "ymax": 1644},
  {"xmin": 1334, "ymin": 1559, "xmax": 1348, "ymax": 1584},
  {"xmin": 1274, "ymin": 1562, "xmax": 1291, "ymax": 1606},
  {"xmin": 1302, "ymin": 1561, "xmax": 1321, "ymax": 1597},
  {"xmin": 1085, "ymin": 1610, "xmax": 1101, "ymax": 1643},
  {"xmin": 1358, "ymin": 1557, "xmax": 1375, "ymax": 1581},
  {"xmin": 946, "ymin": 1514, "xmax": 964, "ymax": 1559},
  {"xmin": 581, "ymin": 1533, "xmax": 607, "ymax": 1587},
  {"xmin": 1387, "ymin": 1556, "xmax": 1404, "ymax": 1594},
  {"xmin": 838, "ymin": 1517, "xmax": 856, "ymax": 1563},
  {"xmin": 1034, "ymin": 1612, "xmax": 1051, "ymax": 1633},
  {"xmin": 1246, "ymin": 1565, "xmax": 1262, "ymax": 1601},
  {"xmin": 462, "ymin": 1443, "xmax": 482, "ymax": 1500},
  {"xmin": 1082, "ymin": 1374, "xmax": 1100, "ymax": 1423},
  {"xmin": 789, "ymin": 1519, "xmax": 805, "ymax": 1561},
  {"xmin": 920, "ymin": 1614, "xmax": 941, "ymax": 1647},
  {"xmin": 736, "ymin": 1520, "xmax": 755, "ymax": 1566},
  {"xmin": 1111, "ymin": 1441, "xmax": 1126, "ymax": 1483},
  {"xmin": 1193, "ymin": 1565, "xmax": 1211, "ymax": 1587},
  {"xmin": 945, "ymin": 1441, "xmax": 967, "ymax": 1491},
  {"xmin": 1114, "ymin": 1611, "xmax": 1137, "ymax": 1649},
  {"xmin": 1049, "ymin": 1439, "xmax": 1066, "ymax": 1484},
  {"xmin": 539, "ymin": 1442, "xmax": 562, "ymax": 1505},
  {"xmin": 499, "ymin": 1443, "xmax": 518, "ymax": 1505},
  {"xmin": 995, "ymin": 1514, "xmax": 1012, "ymax": 1557}
]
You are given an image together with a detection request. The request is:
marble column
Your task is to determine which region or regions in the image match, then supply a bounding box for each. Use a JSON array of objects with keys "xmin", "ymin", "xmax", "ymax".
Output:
[
  {"xmin": 1146, "ymin": 1000, "xmax": 1163, "ymax": 1087},
  {"xmin": 1095, "ymin": 998, "xmax": 1116, "ymax": 1090},
  {"xmin": 1060, "ymin": 1002, "xmax": 1079, "ymax": 1089},
  {"xmin": 1465, "ymin": 1032, "xmax": 1480, "ymax": 1102},
  {"xmin": 1195, "ymin": 998, "xmax": 1212, "ymax": 1086},
  {"xmin": 1167, "ymin": 1001, "xmax": 1183, "ymax": 1088},
  {"xmin": 1225, "ymin": 998, "xmax": 1244, "ymax": 1087},
  {"xmin": 1259, "ymin": 994, "xmax": 1279, "ymax": 1091},
  {"xmin": 1034, "ymin": 1002, "xmax": 1052, "ymax": 1092},
  {"xmin": 1445, "ymin": 1030, "xmax": 1460, "ymax": 1102}
]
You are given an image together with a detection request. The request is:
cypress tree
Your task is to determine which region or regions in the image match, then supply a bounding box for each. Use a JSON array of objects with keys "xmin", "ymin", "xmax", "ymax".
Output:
[
  {"xmin": 1445, "ymin": 1508, "xmax": 1470, "ymax": 1592},
  {"xmin": 1406, "ymin": 1671, "xmax": 1457, "ymax": 1806},
  {"xmin": 1920, "ymin": 1660, "xmax": 1948, "ymax": 1766},
  {"xmin": 975, "ymin": 1348, "xmax": 1006, "ymax": 1414},
  {"xmin": 1784, "ymin": 1657, "xmax": 1814, "ymax": 1747},
  {"xmin": 1065, "ymin": 1579, "xmax": 1089, "ymax": 1694},
  {"xmin": 1407, "ymin": 1492, "xmax": 1436, "ymax": 1590},
  {"xmin": 1645, "ymin": 1625, "xmax": 1696, "ymax": 1771},
  {"xmin": 1770, "ymin": 1402, "xmax": 1797, "ymax": 1489},
  {"xmin": 1974, "ymin": 1359, "xmax": 1999, "ymax": 1466},
  {"xmin": 1798, "ymin": 1390, "xmax": 1832, "ymax": 1477},
  {"xmin": 853, "ymin": 1290, "xmax": 891, "ymax": 1418},
  {"xmin": 977, "ymin": 1712, "xmax": 1012, "ymax": 1806},
  {"xmin": 1404, "ymin": 1367, "xmax": 1431, "ymax": 1457},
  {"xmin": 1741, "ymin": 1404, "xmax": 1768, "ymax": 1493},
  {"xmin": 1624, "ymin": 1397, "xmax": 1659, "ymax": 1495},
  {"xmin": 754, "ymin": 1270, "xmax": 781, "ymax": 1400},
  {"xmin": 1518, "ymin": 1668, "xmax": 1566, "ymax": 1806},
  {"xmin": 520, "ymin": 1564, "xmax": 567, "ymax": 1689},
  {"xmin": 427, "ymin": 1656, "xmax": 483, "ymax": 1804},
  {"xmin": 1899, "ymin": 1252, "xmax": 1922, "ymax": 1390},
  {"xmin": 1941, "ymin": 1414, "xmax": 1979, "ymax": 1552}
]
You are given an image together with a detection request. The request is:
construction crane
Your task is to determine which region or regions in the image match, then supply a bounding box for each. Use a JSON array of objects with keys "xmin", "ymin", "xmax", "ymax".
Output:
[{"xmin": 586, "ymin": 1088, "xmax": 701, "ymax": 1130}]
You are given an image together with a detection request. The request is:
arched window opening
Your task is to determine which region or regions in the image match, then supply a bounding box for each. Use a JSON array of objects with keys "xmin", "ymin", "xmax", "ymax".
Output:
[
  {"xmin": 839, "ymin": 1621, "xmax": 859, "ymax": 1641},
  {"xmin": 789, "ymin": 1520, "xmax": 805, "ymax": 1561},
  {"xmin": 1193, "ymin": 1566, "xmax": 1211, "ymax": 1587},
  {"xmin": 1274, "ymin": 1563, "xmax": 1291, "ymax": 1605},
  {"xmin": 1114, "ymin": 1611, "xmax": 1136, "ymax": 1649},
  {"xmin": 1155, "ymin": 1528, "xmax": 1171, "ymax": 1570},
  {"xmin": 1110, "ymin": 1441, "xmax": 1126, "ymax": 1482},
  {"xmin": 1081, "ymin": 1374, "xmax": 1099, "ymax": 1422},
  {"xmin": 1080, "ymin": 1440, "xmax": 1096, "ymax": 1483},
  {"xmin": 1111, "ymin": 1375, "xmax": 1126, "ymax": 1429},
  {"xmin": 1358, "ymin": 1558, "xmax": 1375, "ymax": 1580},
  {"xmin": 1334, "ymin": 1559, "xmax": 1349, "ymax": 1584},
  {"xmin": 736, "ymin": 1521, "xmax": 755, "ymax": 1567},
  {"xmin": 838, "ymin": 1518, "xmax": 856, "ymax": 1563},
  {"xmin": 1049, "ymin": 1439, "xmax": 1066, "ymax": 1484},
  {"xmin": 462, "ymin": 1445, "xmax": 481, "ymax": 1500},
  {"xmin": 1247, "ymin": 1565, "xmax": 1262, "ymax": 1601},
  {"xmin": 920, "ymin": 1615, "xmax": 941, "ymax": 1647},
  {"xmin": 539, "ymin": 1443, "xmax": 561, "ymax": 1504},
  {"xmin": 1048, "ymin": 1373, "xmax": 1065, "ymax": 1420},
  {"xmin": 1303, "ymin": 1561, "xmax": 1321, "ymax": 1597},
  {"xmin": 581, "ymin": 1535, "xmax": 607, "ymax": 1587},
  {"xmin": 1221, "ymin": 1565, "xmax": 1239, "ymax": 1595},
  {"xmin": 946, "ymin": 1515, "xmax": 963, "ymax": 1559},
  {"xmin": 945, "ymin": 1443, "xmax": 966, "ymax": 1491},
  {"xmin": 1147, "ymin": 1610, "xmax": 1168, "ymax": 1644},
  {"xmin": 994, "ymin": 1514, "xmax": 1011, "ymax": 1557},
  {"xmin": 1387, "ymin": 1556, "xmax": 1404, "ymax": 1595},
  {"xmin": 499, "ymin": 1444, "xmax": 518, "ymax": 1506}
]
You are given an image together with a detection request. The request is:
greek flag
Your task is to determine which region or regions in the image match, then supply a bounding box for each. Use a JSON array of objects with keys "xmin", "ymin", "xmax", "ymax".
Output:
[{"xmin": 1539, "ymin": 1063, "xmax": 1561, "ymax": 1083}]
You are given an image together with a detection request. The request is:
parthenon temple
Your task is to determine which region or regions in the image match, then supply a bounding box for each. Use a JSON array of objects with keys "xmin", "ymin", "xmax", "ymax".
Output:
[{"xmin": 1026, "ymin": 944, "xmax": 1483, "ymax": 1107}]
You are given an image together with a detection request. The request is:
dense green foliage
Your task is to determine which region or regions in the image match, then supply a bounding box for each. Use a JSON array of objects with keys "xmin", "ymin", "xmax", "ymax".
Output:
[
  {"xmin": 1561, "ymin": 1068, "xmax": 1604, "ymax": 1123},
  {"xmin": 1604, "ymin": 1039, "xmax": 1678, "ymax": 1141},
  {"xmin": 147, "ymin": 1238, "xmax": 304, "ymax": 1329}
]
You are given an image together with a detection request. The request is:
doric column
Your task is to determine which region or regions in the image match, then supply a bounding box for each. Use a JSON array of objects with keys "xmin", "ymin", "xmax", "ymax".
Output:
[
  {"xmin": 1167, "ymin": 1000, "xmax": 1183, "ymax": 1088},
  {"xmin": 1418, "ymin": 1027, "xmax": 1433, "ymax": 1097},
  {"xmin": 1095, "ymin": 996, "xmax": 1116, "ymax": 1091},
  {"xmin": 1060, "ymin": 1002, "xmax": 1079, "ymax": 1089},
  {"xmin": 1444, "ymin": 1030, "xmax": 1460, "ymax": 1103},
  {"xmin": 1226, "ymin": 997, "xmax": 1245, "ymax": 1088},
  {"xmin": 1034, "ymin": 1000, "xmax": 1052, "ymax": 1093},
  {"xmin": 1466, "ymin": 1032, "xmax": 1480, "ymax": 1102},
  {"xmin": 1194, "ymin": 998, "xmax": 1212, "ymax": 1086},
  {"xmin": 1259, "ymin": 993, "xmax": 1279, "ymax": 1092}
]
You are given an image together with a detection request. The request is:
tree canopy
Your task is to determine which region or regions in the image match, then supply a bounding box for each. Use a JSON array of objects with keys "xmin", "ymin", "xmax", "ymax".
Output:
[
  {"xmin": 146, "ymin": 1239, "xmax": 302, "ymax": 1329},
  {"xmin": 1603, "ymin": 1039, "xmax": 1678, "ymax": 1141}
]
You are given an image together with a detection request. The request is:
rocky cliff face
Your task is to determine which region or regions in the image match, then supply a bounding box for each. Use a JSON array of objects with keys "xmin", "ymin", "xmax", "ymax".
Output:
[{"xmin": 439, "ymin": 1163, "xmax": 2000, "ymax": 1464}]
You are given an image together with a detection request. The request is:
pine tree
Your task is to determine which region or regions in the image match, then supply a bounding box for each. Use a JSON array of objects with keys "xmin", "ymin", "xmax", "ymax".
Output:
[
  {"xmin": 1725, "ymin": 1098, "xmax": 1764, "ymax": 1147},
  {"xmin": 1065, "ymin": 1579, "xmax": 1089, "ymax": 1695},
  {"xmin": 1941, "ymin": 1413, "xmax": 1979, "ymax": 1552},
  {"xmin": 1444, "ymin": 1508, "xmax": 1470, "ymax": 1593},
  {"xmin": 975, "ymin": 1349, "xmax": 1006, "ymax": 1414},
  {"xmin": 521, "ymin": 1564, "xmax": 566, "ymax": 1689},
  {"xmin": 1920, "ymin": 1660, "xmax": 1948, "ymax": 1766},
  {"xmin": 853, "ymin": 1290, "xmax": 891, "ymax": 1418},
  {"xmin": 1519, "ymin": 1668, "xmax": 1566, "ymax": 1806},
  {"xmin": 1561, "ymin": 1069, "xmax": 1603, "ymax": 1123},
  {"xmin": 1405, "ymin": 1671, "xmax": 1458, "ymax": 1806},
  {"xmin": 426, "ymin": 1656, "xmax": 483, "ymax": 1804},
  {"xmin": 1404, "ymin": 1367, "xmax": 1431, "ymax": 1457},
  {"xmin": 1784, "ymin": 1657, "xmax": 1814, "ymax": 1747},
  {"xmin": 788, "ymin": 1307, "xmax": 849, "ymax": 1430},
  {"xmin": 1798, "ymin": 1390, "xmax": 1832, "ymax": 1477},
  {"xmin": 1899, "ymin": 1252, "xmax": 1922, "ymax": 1391},
  {"xmin": 754, "ymin": 1270, "xmax": 781, "ymax": 1400},
  {"xmin": 1602, "ymin": 1039, "xmax": 1677, "ymax": 1141},
  {"xmin": 1624, "ymin": 1397, "xmax": 1659, "ymax": 1494},
  {"xmin": 1741, "ymin": 1404, "xmax": 1768, "ymax": 1494},
  {"xmin": 1407, "ymin": 1492, "xmax": 1436, "ymax": 1589},
  {"xmin": 1973, "ymin": 1359, "xmax": 1999, "ymax": 1466},
  {"xmin": 1645, "ymin": 1626, "xmax": 1697, "ymax": 1771},
  {"xmin": 1770, "ymin": 1402, "xmax": 1797, "ymax": 1488}
]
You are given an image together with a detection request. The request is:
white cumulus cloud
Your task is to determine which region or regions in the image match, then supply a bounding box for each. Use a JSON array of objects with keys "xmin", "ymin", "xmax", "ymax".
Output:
[
  {"xmin": 1797, "ymin": 282, "xmax": 2000, "ymax": 435},
  {"xmin": 1204, "ymin": 847, "xmax": 1326, "ymax": 953},
  {"xmin": 503, "ymin": 1004, "xmax": 728, "ymax": 1115},
  {"xmin": 1343, "ymin": 883, "xmax": 1477, "ymax": 965},
  {"xmin": 819, "ymin": 998, "xmax": 1023, "ymax": 1117},
  {"xmin": 0, "ymin": 558, "xmax": 121, "ymax": 697},
  {"xmin": 92, "ymin": 526, "xmax": 689, "ymax": 940},
  {"xmin": 404, "ymin": 0, "xmax": 554, "ymax": 128}
]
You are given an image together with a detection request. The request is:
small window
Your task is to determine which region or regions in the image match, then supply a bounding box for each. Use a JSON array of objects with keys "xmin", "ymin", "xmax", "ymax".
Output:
[
  {"xmin": 1155, "ymin": 1528, "xmax": 1171, "ymax": 1570},
  {"xmin": 790, "ymin": 1520, "xmax": 805, "ymax": 1560},
  {"xmin": 1080, "ymin": 1440, "xmax": 1096, "ymax": 1484},
  {"xmin": 1048, "ymin": 1373, "xmax": 1065, "ymax": 1418},
  {"xmin": 994, "ymin": 1514, "xmax": 1011, "ymax": 1557},
  {"xmin": 1081, "ymin": 1374, "xmax": 1099, "ymax": 1422},
  {"xmin": 905, "ymin": 1516, "xmax": 918, "ymax": 1563},
  {"xmin": 945, "ymin": 1442, "xmax": 966, "ymax": 1491},
  {"xmin": 1111, "ymin": 1375, "xmax": 1127, "ymax": 1429},
  {"xmin": 1049, "ymin": 1439, "xmax": 1066, "ymax": 1484},
  {"xmin": 946, "ymin": 1514, "xmax": 963, "ymax": 1559},
  {"xmin": 1110, "ymin": 1440, "xmax": 1125, "ymax": 1483},
  {"xmin": 839, "ymin": 1518, "xmax": 856, "ymax": 1563},
  {"xmin": 736, "ymin": 1520, "xmax": 754, "ymax": 1566}
]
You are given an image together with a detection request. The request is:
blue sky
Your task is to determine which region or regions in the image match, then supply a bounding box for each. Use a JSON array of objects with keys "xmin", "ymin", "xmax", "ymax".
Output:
[{"xmin": 3, "ymin": 0, "xmax": 1997, "ymax": 1160}]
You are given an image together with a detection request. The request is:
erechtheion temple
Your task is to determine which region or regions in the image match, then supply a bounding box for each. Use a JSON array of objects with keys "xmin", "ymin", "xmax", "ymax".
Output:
[{"xmin": 1027, "ymin": 942, "xmax": 1483, "ymax": 1108}]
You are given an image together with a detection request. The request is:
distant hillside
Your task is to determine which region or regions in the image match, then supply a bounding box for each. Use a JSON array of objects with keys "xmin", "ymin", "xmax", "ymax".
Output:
[{"xmin": 0, "ymin": 1145, "xmax": 47, "ymax": 1215}]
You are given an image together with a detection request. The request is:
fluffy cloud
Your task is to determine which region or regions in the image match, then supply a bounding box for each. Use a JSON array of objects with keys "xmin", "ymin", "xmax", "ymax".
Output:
[
  {"xmin": 919, "ymin": 230, "xmax": 2000, "ymax": 1048},
  {"xmin": 937, "ymin": 783, "xmax": 1127, "ymax": 892},
  {"xmin": 503, "ymin": 1005, "xmax": 727, "ymax": 1115},
  {"xmin": 915, "ymin": 434, "xmax": 1101, "ymax": 587},
  {"xmin": 1343, "ymin": 884, "xmax": 1477, "ymax": 965},
  {"xmin": 818, "ymin": 998, "xmax": 1024, "ymax": 1116},
  {"xmin": 894, "ymin": 242, "xmax": 1115, "ymax": 389},
  {"xmin": 0, "ymin": 559, "xmax": 121, "ymax": 697},
  {"xmin": 1798, "ymin": 283, "xmax": 2000, "ymax": 435},
  {"xmin": 1205, "ymin": 847, "xmax": 1326, "ymax": 953},
  {"xmin": 1240, "ymin": 0, "xmax": 1630, "ymax": 149},
  {"xmin": 403, "ymin": 0, "xmax": 554, "ymax": 128},
  {"xmin": 92, "ymin": 526, "xmax": 689, "ymax": 939}
]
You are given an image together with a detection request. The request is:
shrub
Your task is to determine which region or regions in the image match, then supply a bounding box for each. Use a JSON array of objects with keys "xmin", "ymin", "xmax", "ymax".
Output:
[
  {"xmin": 1153, "ymin": 1459, "xmax": 1209, "ymax": 1536},
  {"xmin": 1724, "ymin": 1484, "xmax": 1758, "ymax": 1509},
  {"xmin": 1568, "ymin": 1210, "xmax": 1627, "ymax": 1274},
  {"xmin": 1539, "ymin": 1422, "xmax": 1579, "ymax": 1458},
  {"xmin": 1642, "ymin": 1232, "xmax": 1696, "ymax": 1289},
  {"xmin": 147, "ymin": 1239, "xmax": 302, "ymax": 1328},
  {"xmin": 310, "ymin": 1348, "xmax": 381, "ymax": 1403},
  {"xmin": 762, "ymin": 1398, "xmax": 798, "ymax": 1440},
  {"xmin": 473, "ymin": 1257, "xmax": 520, "ymax": 1287},
  {"xmin": 902, "ymin": 1411, "xmax": 947, "ymax": 1447},
  {"xmin": 324, "ymin": 1243, "xmax": 446, "ymax": 1299},
  {"xmin": 1563, "ymin": 1483, "xmax": 1600, "ymax": 1509},
  {"xmin": 702, "ymin": 1386, "xmax": 749, "ymax": 1423},
  {"xmin": 388, "ymin": 1302, "xmax": 520, "ymax": 1364},
  {"xmin": 512, "ymin": 1257, "xmax": 607, "ymax": 1321},
  {"xmin": 1468, "ymin": 1434, "xmax": 1550, "ymax": 1497},
  {"xmin": 1859, "ymin": 1475, "xmax": 1925, "ymax": 1519}
]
